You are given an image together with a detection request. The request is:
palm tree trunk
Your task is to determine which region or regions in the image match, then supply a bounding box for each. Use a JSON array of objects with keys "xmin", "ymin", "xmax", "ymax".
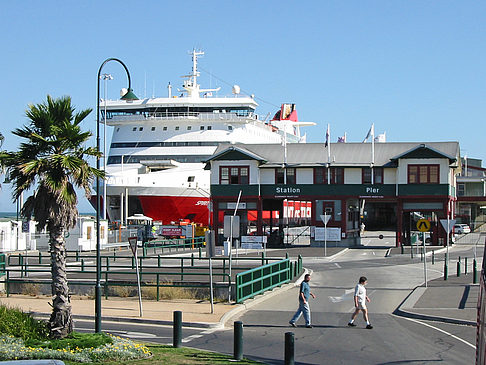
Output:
[{"xmin": 48, "ymin": 226, "xmax": 73, "ymax": 339}]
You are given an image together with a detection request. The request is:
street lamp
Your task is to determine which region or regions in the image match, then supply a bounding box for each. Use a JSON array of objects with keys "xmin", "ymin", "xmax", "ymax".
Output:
[
  {"xmin": 100, "ymin": 73, "xmax": 113, "ymax": 221},
  {"xmin": 96, "ymin": 58, "xmax": 137, "ymax": 333}
]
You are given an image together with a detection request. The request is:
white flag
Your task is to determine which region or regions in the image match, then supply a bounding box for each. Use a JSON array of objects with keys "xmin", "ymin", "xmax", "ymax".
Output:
[{"xmin": 362, "ymin": 124, "xmax": 374, "ymax": 143}]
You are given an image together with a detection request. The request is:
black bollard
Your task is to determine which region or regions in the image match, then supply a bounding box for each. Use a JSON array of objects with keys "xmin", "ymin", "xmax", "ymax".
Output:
[
  {"xmin": 432, "ymin": 250, "xmax": 435, "ymax": 265},
  {"xmin": 465, "ymin": 257, "xmax": 468, "ymax": 275},
  {"xmin": 234, "ymin": 321, "xmax": 243, "ymax": 360},
  {"xmin": 285, "ymin": 332, "xmax": 295, "ymax": 365},
  {"xmin": 444, "ymin": 261, "xmax": 448, "ymax": 281},
  {"xmin": 457, "ymin": 261, "xmax": 461, "ymax": 277},
  {"xmin": 401, "ymin": 244, "xmax": 404, "ymax": 254},
  {"xmin": 173, "ymin": 311, "xmax": 182, "ymax": 348}
]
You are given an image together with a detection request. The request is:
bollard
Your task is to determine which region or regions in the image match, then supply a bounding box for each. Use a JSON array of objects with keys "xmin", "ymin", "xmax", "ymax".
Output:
[
  {"xmin": 457, "ymin": 260, "xmax": 461, "ymax": 277},
  {"xmin": 401, "ymin": 244, "xmax": 404, "ymax": 255},
  {"xmin": 285, "ymin": 332, "xmax": 295, "ymax": 365},
  {"xmin": 76, "ymin": 250, "xmax": 79, "ymax": 261},
  {"xmin": 465, "ymin": 257, "xmax": 468, "ymax": 275},
  {"xmin": 81, "ymin": 259, "xmax": 85, "ymax": 272},
  {"xmin": 444, "ymin": 261, "xmax": 448, "ymax": 281},
  {"xmin": 432, "ymin": 250, "xmax": 435, "ymax": 265},
  {"xmin": 191, "ymin": 253, "xmax": 194, "ymax": 267},
  {"xmin": 474, "ymin": 259, "xmax": 478, "ymax": 284},
  {"xmin": 420, "ymin": 247, "xmax": 423, "ymax": 262},
  {"xmin": 411, "ymin": 245, "xmax": 414, "ymax": 259},
  {"xmin": 198, "ymin": 246, "xmax": 202, "ymax": 259},
  {"xmin": 158, "ymin": 255, "xmax": 161, "ymax": 268},
  {"xmin": 173, "ymin": 311, "xmax": 182, "ymax": 348},
  {"xmin": 261, "ymin": 252, "xmax": 265, "ymax": 266},
  {"xmin": 38, "ymin": 251, "xmax": 42, "ymax": 264},
  {"xmin": 234, "ymin": 321, "xmax": 243, "ymax": 360}
]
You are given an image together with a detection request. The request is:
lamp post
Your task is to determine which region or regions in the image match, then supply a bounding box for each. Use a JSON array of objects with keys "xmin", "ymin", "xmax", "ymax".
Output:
[
  {"xmin": 100, "ymin": 73, "xmax": 113, "ymax": 221},
  {"xmin": 96, "ymin": 58, "xmax": 137, "ymax": 333}
]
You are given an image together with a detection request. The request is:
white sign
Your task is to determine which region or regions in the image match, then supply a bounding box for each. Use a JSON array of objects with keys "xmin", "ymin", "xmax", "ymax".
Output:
[
  {"xmin": 241, "ymin": 236, "xmax": 267, "ymax": 243},
  {"xmin": 224, "ymin": 216, "xmax": 240, "ymax": 238},
  {"xmin": 241, "ymin": 243, "xmax": 263, "ymax": 250},
  {"xmin": 440, "ymin": 219, "xmax": 456, "ymax": 233},
  {"xmin": 320, "ymin": 214, "xmax": 331, "ymax": 225},
  {"xmin": 128, "ymin": 236, "xmax": 138, "ymax": 256},
  {"xmin": 227, "ymin": 202, "xmax": 246, "ymax": 210},
  {"xmin": 315, "ymin": 227, "xmax": 341, "ymax": 241}
]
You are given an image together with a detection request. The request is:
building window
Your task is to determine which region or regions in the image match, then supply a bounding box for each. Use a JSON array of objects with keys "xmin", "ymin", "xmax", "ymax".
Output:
[
  {"xmin": 187, "ymin": 126, "xmax": 192, "ymax": 130},
  {"xmin": 457, "ymin": 183, "xmax": 465, "ymax": 196},
  {"xmin": 175, "ymin": 126, "xmax": 179, "ymax": 131},
  {"xmin": 200, "ymin": 126, "xmax": 205, "ymax": 130},
  {"xmin": 313, "ymin": 167, "xmax": 344, "ymax": 184},
  {"xmin": 408, "ymin": 164, "xmax": 439, "ymax": 184},
  {"xmin": 163, "ymin": 126, "xmax": 167, "ymax": 131},
  {"xmin": 207, "ymin": 126, "xmax": 212, "ymax": 130},
  {"xmin": 275, "ymin": 168, "xmax": 296, "ymax": 184},
  {"xmin": 132, "ymin": 127, "xmax": 137, "ymax": 131},
  {"xmin": 139, "ymin": 127, "xmax": 143, "ymax": 131},
  {"xmin": 362, "ymin": 167, "xmax": 383, "ymax": 184},
  {"xmin": 151, "ymin": 127, "xmax": 156, "ymax": 131},
  {"xmin": 220, "ymin": 166, "xmax": 249, "ymax": 185},
  {"xmin": 228, "ymin": 126, "xmax": 233, "ymax": 131}
]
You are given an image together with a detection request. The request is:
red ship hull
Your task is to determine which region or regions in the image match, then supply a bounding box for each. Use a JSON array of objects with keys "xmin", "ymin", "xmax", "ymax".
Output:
[{"xmin": 138, "ymin": 196, "xmax": 210, "ymax": 225}]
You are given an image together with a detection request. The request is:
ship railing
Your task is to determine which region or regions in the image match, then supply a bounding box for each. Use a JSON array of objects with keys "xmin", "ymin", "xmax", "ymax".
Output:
[{"xmin": 108, "ymin": 111, "xmax": 259, "ymax": 123}]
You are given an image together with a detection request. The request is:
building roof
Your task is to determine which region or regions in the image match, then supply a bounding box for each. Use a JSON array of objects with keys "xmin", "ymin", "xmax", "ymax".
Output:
[{"xmin": 207, "ymin": 141, "xmax": 460, "ymax": 168}]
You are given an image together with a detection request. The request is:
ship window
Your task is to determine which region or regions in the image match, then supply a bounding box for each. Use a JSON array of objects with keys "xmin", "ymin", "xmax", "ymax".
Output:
[
  {"xmin": 200, "ymin": 126, "xmax": 205, "ymax": 130},
  {"xmin": 175, "ymin": 126, "xmax": 180, "ymax": 131},
  {"xmin": 187, "ymin": 176, "xmax": 195, "ymax": 182},
  {"xmin": 132, "ymin": 127, "xmax": 137, "ymax": 131},
  {"xmin": 228, "ymin": 126, "xmax": 233, "ymax": 131},
  {"xmin": 187, "ymin": 126, "xmax": 192, "ymax": 130},
  {"xmin": 163, "ymin": 127, "xmax": 167, "ymax": 131},
  {"xmin": 151, "ymin": 127, "xmax": 156, "ymax": 131},
  {"xmin": 207, "ymin": 126, "xmax": 212, "ymax": 130},
  {"xmin": 139, "ymin": 127, "xmax": 143, "ymax": 131}
]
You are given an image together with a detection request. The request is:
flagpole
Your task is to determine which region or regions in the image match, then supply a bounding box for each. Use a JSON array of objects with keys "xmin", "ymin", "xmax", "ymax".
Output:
[
  {"xmin": 326, "ymin": 124, "xmax": 331, "ymax": 184},
  {"xmin": 371, "ymin": 123, "xmax": 375, "ymax": 184}
]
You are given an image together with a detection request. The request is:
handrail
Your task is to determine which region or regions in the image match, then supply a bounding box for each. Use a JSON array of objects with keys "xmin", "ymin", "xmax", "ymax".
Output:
[{"xmin": 235, "ymin": 259, "xmax": 291, "ymax": 303}]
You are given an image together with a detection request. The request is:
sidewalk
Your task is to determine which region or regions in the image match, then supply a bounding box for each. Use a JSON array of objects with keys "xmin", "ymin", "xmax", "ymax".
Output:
[
  {"xmin": 395, "ymin": 273, "xmax": 478, "ymax": 326},
  {"xmin": 0, "ymin": 295, "xmax": 235, "ymax": 329}
]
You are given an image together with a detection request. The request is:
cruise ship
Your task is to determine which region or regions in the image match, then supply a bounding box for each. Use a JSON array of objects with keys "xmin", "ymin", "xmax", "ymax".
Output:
[{"xmin": 99, "ymin": 50, "xmax": 314, "ymax": 225}]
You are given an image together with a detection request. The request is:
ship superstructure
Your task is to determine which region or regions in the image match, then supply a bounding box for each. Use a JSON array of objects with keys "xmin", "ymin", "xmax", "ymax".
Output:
[{"xmin": 100, "ymin": 50, "xmax": 314, "ymax": 225}]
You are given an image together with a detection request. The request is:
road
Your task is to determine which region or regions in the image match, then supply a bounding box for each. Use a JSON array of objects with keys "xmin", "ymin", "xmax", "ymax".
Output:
[{"xmin": 74, "ymin": 240, "xmax": 481, "ymax": 364}]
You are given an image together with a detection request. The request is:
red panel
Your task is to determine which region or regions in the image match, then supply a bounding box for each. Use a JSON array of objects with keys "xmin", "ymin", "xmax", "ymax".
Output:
[{"xmin": 138, "ymin": 196, "xmax": 209, "ymax": 225}]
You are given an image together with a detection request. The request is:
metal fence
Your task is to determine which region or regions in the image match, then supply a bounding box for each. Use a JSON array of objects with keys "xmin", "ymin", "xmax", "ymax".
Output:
[
  {"xmin": 235, "ymin": 255, "xmax": 303, "ymax": 303},
  {"xmin": 4, "ymin": 251, "xmax": 287, "ymax": 301}
]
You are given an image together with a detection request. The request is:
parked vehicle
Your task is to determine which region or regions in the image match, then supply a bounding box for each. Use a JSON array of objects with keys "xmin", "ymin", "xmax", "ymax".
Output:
[{"xmin": 454, "ymin": 224, "xmax": 471, "ymax": 234}]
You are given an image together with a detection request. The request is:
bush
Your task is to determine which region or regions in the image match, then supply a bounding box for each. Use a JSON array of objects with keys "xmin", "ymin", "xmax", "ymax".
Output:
[
  {"xmin": 20, "ymin": 283, "xmax": 41, "ymax": 297},
  {"xmin": 142, "ymin": 281, "xmax": 199, "ymax": 300},
  {"xmin": 0, "ymin": 304, "xmax": 48, "ymax": 342},
  {"xmin": 111, "ymin": 285, "xmax": 133, "ymax": 298}
]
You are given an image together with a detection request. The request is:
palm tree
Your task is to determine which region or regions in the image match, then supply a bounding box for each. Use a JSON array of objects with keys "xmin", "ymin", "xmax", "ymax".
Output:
[{"xmin": 0, "ymin": 95, "xmax": 103, "ymax": 338}]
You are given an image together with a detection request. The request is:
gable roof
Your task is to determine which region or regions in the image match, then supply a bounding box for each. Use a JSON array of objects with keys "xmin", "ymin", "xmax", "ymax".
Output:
[{"xmin": 207, "ymin": 142, "xmax": 460, "ymax": 168}]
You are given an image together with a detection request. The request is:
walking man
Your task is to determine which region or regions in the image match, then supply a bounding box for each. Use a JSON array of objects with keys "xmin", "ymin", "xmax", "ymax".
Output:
[
  {"xmin": 289, "ymin": 273, "xmax": 316, "ymax": 328},
  {"xmin": 348, "ymin": 276, "xmax": 373, "ymax": 329}
]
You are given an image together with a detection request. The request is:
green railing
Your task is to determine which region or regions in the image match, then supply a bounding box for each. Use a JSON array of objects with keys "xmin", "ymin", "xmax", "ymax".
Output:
[
  {"xmin": 0, "ymin": 254, "xmax": 5, "ymax": 276},
  {"xmin": 142, "ymin": 237, "xmax": 205, "ymax": 256},
  {"xmin": 236, "ymin": 257, "xmax": 301, "ymax": 303},
  {"xmin": 5, "ymin": 252, "xmax": 287, "ymax": 301}
]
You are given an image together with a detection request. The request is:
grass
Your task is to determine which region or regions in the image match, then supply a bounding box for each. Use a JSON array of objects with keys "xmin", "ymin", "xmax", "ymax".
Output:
[{"xmin": 63, "ymin": 344, "xmax": 263, "ymax": 364}]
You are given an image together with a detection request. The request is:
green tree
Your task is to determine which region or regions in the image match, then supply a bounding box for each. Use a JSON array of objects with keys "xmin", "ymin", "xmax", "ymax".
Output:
[{"xmin": 0, "ymin": 95, "xmax": 103, "ymax": 338}]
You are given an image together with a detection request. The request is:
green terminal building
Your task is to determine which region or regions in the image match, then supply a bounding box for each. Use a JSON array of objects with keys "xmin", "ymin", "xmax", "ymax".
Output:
[{"xmin": 204, "ymin": 141, "xmax": 463, "ymax": 247}]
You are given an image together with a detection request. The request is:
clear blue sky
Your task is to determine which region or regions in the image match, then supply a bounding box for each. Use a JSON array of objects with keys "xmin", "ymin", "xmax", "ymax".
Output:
[{"xmin": 0, "ymin": 1, "xmax": 485, "ymax": 213}]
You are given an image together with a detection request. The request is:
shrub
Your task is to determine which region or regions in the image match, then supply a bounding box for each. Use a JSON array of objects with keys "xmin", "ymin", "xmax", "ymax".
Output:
[
  {"xmin": 142, "ymin": 281, "xmax": 199, "ymax": 300},
  {"xmin": 20, "ymin": 283, "xmax": 41, "ymax": 297},
  {"xmin": 0, "ymin": 305, "xmax": 48, "ymax": 342},
  {"xmin": 111, "ymin": 285, "xmax": 133, "ymax": 298}
]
